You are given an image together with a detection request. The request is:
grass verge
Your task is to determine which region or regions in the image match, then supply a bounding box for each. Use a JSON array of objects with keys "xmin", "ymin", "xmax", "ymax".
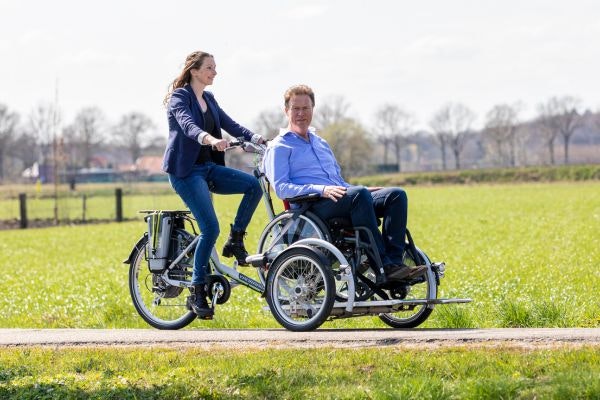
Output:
[{"xmin": 1, "ymin": 345, "xmax": 599, "ymax": 399}]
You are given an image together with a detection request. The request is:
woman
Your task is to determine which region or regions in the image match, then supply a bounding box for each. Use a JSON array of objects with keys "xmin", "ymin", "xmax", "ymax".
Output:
[{"xmin": 162, "ymin": 51, "xmax": 264, "ymax": 318}]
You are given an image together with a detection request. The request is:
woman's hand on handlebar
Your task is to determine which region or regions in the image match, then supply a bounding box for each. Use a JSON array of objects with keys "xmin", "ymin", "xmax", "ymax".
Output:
[{"xmin": 206, "ymin": 136, "xmax": 229, "ymax": 152}]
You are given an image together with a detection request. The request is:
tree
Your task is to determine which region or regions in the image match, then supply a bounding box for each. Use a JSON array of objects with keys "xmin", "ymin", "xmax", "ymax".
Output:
[
  {"xmin": 313, "ymin": 95, "xmax": 351, "ymax": 130},
  {"xmin": 591, "ymin": 110, "xmax": 600, "ymax": 147},
  {"xmin": 483, "ymin": 103, "xmax": 521, "ymax": 167},
  {"xmin": 374, "ymin": 104, "xmax": 415, "ymax": 172},
  {"xmin": 536, "ymin": 98, "xmax": 561, "ymax": 165},
  {"xmin": 29, "ymin": 102, "xmax": 60, "ymax": 151},
  {"xmin": 253, "ymin": 109, "xmax": 287, "ymax": 139},
  {"xmin": 320, "ymin": 119, "xmax": 373, "ymax": 177},
  {"xmin": 0, "ymin": 104, "xmax": 19, "ymax": 181},
  {"xmin": 428, "ymin": 111, "xmax": 450, "ymax": 170},
  {"xmin": 66, "ymin": 107, "xmax": 106, "ymax": 168},
  {"xmin": 29, "ymin": 102, "xmax": 61, "ymax": 182},
  {"xmin": 14, "ymin": 130, "xmax": 38, "ymax": 165},
  {"xmin": 430, "ymin": 103, "xmax": 475, "ymax": 170},
  {"xmin": 553, "ymin": 96, "xmax": 582, "ymax": 164},
  {"xmin": 113, "ymin": 112, "xmax": 154, "ymax": 164}
]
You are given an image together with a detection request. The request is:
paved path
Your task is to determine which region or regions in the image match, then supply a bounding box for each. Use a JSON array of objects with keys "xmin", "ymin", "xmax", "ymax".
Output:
[{"xmin": 1, "ymin": 328, "xmax": 599, "ymax": 348}]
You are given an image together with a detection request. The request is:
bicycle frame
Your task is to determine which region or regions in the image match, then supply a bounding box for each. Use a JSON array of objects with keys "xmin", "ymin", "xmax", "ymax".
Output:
[{"xmin": 158, "ymin": 232, "xmax": 265, "ymax": 294}]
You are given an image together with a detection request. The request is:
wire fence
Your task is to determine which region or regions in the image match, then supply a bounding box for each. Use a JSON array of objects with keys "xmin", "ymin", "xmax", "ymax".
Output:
[{"xmin": 0, "ymin": 183, "xmax": 187, "ymax": 229}]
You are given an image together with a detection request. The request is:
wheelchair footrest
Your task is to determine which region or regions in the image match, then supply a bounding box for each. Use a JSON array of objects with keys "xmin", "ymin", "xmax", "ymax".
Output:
[{"xmin": 329, "ymin": 298, "xmax": 472, "ymax": 316}]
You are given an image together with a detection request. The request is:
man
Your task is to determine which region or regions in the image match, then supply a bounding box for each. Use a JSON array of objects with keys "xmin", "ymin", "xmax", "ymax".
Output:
[{"xmin": 262, "ymin": 84, "xmax": 426, "ymax": 281}]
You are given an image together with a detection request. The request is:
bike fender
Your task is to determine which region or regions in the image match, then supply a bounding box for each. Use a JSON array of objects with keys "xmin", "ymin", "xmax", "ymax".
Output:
[{"xmin": 123, "ymin": 233, "xmax": 147, "ymax": 264}]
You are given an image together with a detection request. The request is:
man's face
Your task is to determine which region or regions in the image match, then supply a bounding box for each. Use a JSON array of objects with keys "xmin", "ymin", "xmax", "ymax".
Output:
[{"xmin": 286, "ymin": 94, "xmax": 313, "ymax": 134}]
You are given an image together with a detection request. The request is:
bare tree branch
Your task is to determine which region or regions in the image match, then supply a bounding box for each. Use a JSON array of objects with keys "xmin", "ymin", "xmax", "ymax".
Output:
[
  {"xmin": 253, "ymin": 109, "xmax": 287, "ymax": 139},
  {"xmin": 113, "ymin": 112, "xmax": 155, "ymax": 164},
  {"xmin": 484, "ymin": 103, "xmax": 522, "ymax": 167},
  {"xmin": 66, "ymin": 107, "xmax": 106, "ymax": 168},
  {"xmin": 0, "ymin": 104, "xmax": 20, "ymax": 180},
  {"xmin": 374, "ymin": 104, "xmax": 415, "ymax": 171},
  {"xmin": 430, "ymin": 103, "xmax": 475, "ymax": 169},
  {"xmin": 313, "ymin": 95, "xmax": 351, "ymax": 130}
]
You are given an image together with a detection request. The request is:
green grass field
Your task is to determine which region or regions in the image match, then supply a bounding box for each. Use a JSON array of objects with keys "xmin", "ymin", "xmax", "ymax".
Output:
[
  {"xmin": 0, "ymin": 181, "xmax": 598, "ymax": 329},
  {"xmin": 1, "ymin": 181, "xmax": 599, "ymax": 399}
]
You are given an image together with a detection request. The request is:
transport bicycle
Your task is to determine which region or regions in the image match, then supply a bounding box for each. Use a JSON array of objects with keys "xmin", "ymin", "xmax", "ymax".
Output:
[{"xmin": 124, "ymin": 139, "xmax": 471, "ymax": 331}]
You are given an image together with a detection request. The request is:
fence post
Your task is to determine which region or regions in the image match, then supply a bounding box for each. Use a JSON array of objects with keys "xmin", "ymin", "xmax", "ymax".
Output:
[
  {"xmin": 19, "ymin": 193, "xmax": 27, "ymax": 229},
  {"xmin": 115, "ymin": 188, "xmax": 123, "ymax": 222},
  {"xmin": 82, "ymin": 194, "xmax": 87, "ymax": 223}
]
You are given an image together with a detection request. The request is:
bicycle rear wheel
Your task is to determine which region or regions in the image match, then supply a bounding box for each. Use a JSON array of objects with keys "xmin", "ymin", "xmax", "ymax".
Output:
[{"xmin": 128, "ymin": 229, "xmax": 199, "ymax": 330}]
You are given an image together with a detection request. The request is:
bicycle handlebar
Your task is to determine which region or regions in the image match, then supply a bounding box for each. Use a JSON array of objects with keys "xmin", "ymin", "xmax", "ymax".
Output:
[{"xmin": 224, "ymin": 137, "xmax": 266, "ymax": 155}]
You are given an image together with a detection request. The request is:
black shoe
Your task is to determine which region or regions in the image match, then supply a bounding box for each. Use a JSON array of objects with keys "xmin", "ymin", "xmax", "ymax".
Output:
[
  {"xmin": 221, "ymin": 224, "xmax": 249, "ymax": 265},
  {"xmin": 188, "ymin": 284, "xmax": 213, "ymax": 319},
  {"xmin": 385, "ymin": 264, "xmax": 427, "ymax": 281},
  {"xmin": 384, "ymin": 264, "xmax": 412, "ymax": 281},
  {"xmin": 407, "ymin": 264, "xmax": 428, "ymax": 278}
]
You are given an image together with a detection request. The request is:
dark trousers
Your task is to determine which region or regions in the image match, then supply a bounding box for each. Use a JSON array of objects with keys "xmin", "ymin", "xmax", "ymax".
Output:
[
  {"xmin": 169, "ymin": 162, "xmax": 262, "ymax": 284},
  {"xmin": 309, "ymin": 186, "xmax": 408, "ymax": 267}
]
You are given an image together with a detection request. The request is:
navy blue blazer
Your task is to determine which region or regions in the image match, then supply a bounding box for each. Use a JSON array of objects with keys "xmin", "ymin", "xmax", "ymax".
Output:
[{"xmin": 162, "ymin": 84, "xmax": 255, "ymax": 178}]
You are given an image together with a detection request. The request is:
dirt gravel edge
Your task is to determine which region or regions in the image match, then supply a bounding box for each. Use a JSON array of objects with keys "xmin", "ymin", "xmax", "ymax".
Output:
[{"xmin": 1, "ymin": 328, "xmax": 599, "ymax": 349}]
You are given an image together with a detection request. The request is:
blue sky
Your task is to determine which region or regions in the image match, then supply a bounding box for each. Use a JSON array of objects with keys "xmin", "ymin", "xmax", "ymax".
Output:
[{"xmin": 1, "ymin": 0, "xmax": 599, "ymax": 135}]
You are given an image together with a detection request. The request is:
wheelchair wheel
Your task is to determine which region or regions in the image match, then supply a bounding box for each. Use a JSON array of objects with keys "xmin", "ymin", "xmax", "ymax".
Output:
[
  {"xmin": 378, "ymin": 246, "xmax": 436, "ymax": 328},
  {"xmin": 129, "ymin": 228, "xmax": 217, "ymax": 330},
  {"xmin": 266, "ymin": 246, "xmax": 335, "ymax": 331},
  {"xmin": 257, "ymin": 211, "xmax": 329, "ymax": 283}
]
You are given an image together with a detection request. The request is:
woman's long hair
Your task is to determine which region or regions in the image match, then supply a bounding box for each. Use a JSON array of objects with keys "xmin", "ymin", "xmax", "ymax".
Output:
[{"xmin": 163, "ymin": 51, "xmax": 213, "ymax": 106}]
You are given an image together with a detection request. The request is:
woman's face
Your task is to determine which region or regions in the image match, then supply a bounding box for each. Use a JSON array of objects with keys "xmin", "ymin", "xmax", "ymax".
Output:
[{"xmin": 191, "ymin": 56, "xmax": 217, "ymax": 86}]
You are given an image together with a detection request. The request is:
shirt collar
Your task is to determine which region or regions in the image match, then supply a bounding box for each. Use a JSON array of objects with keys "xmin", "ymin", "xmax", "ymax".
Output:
[{"xmin": 280, "ymin": 126, "xmax": 317, "ymax": 139}]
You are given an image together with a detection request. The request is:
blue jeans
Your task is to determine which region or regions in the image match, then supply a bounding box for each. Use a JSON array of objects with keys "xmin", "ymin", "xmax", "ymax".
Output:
[
  {"xmin": 168, "ymin": 163, "xmax": 262, "ymax": 284},
  {"xmin": 309, "ymin": 186, "xmax": 408, "ymax": 267}
]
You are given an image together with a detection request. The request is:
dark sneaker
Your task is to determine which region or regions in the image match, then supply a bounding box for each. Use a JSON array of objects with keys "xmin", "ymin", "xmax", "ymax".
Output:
[
  {"xmin": 407, "ymin": 264, "xmax": 428, "ymax": 278},
  {"xmin": 384, "ymin": 265, "xmax": 412, "ymax": 281},
  {"xmin": 385, "ymin": 264, "xmax": 428, "ymax": 281}
]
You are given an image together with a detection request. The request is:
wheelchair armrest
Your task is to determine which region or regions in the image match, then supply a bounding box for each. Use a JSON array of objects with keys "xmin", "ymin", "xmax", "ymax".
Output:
[{"xmin": 285, "ymin": 192, "xmax": 321, "ymax": 204}]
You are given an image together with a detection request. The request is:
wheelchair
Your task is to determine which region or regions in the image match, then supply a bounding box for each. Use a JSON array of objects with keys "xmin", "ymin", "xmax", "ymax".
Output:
[{"xmin": 250, "ymin": 192, "xmax": 470, "ymax": 332}]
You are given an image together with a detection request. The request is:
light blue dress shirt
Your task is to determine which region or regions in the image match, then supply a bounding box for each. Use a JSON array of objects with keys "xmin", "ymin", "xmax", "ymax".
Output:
[{"xmin": 262, "ymin": 127, "xmax": 350, "ymax": 200}]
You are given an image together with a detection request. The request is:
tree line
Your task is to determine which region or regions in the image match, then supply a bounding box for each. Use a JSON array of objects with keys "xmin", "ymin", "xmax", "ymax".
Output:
[
  {"xmin": 1, "ymin": 94, "xmax": 599, "ymax": 182},
  {"xmin": 0, "ymin": 103, "xmax": 159, "ymax": 182},
  {"xmin": 253, "ymin": 94, "xmax": 600, "ymax": 177}
]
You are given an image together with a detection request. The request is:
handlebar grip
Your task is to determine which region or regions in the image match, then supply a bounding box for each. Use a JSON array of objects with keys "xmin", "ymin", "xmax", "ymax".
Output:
[
  {"xmin": 229, "ymin": 139, "xmax": 244, "ymax": 147},
  {"xmin": 210, "ymin": 139, "xmax": 245, "ymax": 151}
]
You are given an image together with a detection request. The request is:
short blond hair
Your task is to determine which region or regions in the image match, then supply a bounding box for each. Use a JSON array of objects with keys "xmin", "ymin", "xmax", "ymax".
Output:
[{"xmin": 284, "ymin": 84, "xmax": 315, "ymax": 109}]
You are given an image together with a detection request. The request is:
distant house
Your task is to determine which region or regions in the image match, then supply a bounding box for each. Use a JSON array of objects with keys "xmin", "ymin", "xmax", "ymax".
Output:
[
  {"xmin": 117, "ymin": 156, "xmax": 166, "ymax": 182},
  {"xmin": 135, "ymin": 156, "xmax": 164, "ymax": 175},
  {"xmin": 22, "ymin": 156, "xmax": 167, "ymax": 184}
]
